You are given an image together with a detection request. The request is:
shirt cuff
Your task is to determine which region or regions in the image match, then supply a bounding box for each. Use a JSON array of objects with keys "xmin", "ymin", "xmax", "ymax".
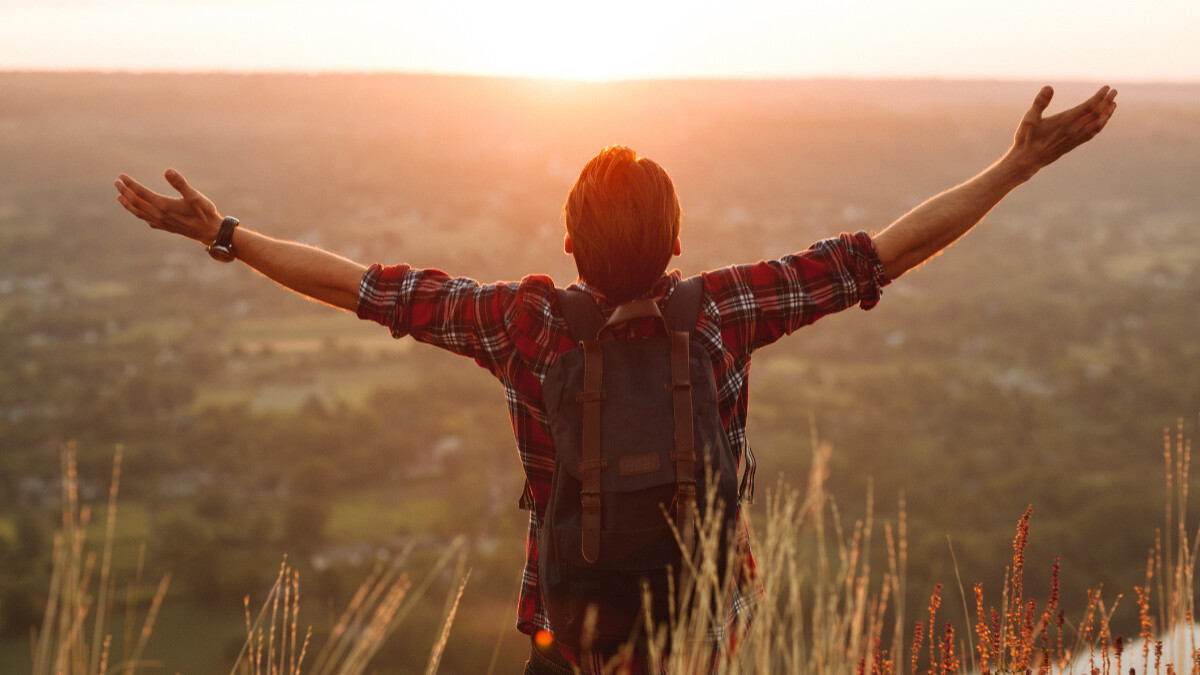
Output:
[
  {"xmin": 356, "ymin": 262, "xmax": 413, "ymax": 338},
  {"xmin": 844, "ymin": 231, "xmax": 890, "ymax": 311}
]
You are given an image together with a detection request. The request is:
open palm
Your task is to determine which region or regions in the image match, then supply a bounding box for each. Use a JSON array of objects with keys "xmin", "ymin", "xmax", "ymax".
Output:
[
  {"xmin": 114, "ymin": 169, "xmax": 223, "ymax": 245},
  {"xmin": 1011, "ymin": 85, "xmax": 1117, "ymax": 172}
]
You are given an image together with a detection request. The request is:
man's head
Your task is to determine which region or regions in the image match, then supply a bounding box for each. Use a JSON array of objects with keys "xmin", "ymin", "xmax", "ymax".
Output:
[{"xmin": 563, "ymin": 146, "xmax": 681, "ymax": 304}]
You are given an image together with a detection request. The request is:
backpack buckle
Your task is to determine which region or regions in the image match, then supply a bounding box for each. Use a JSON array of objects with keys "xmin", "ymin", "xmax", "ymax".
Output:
[
  {"xmin": 668, "ymin": 451, "xmax": 697, "ymax": 463},
  {"xmin": 666, "ymin": 377, "xmax": 692, "ymax": 392},
  {"xmin": 577, "ymin": 459, "xmax": 609, "ymax": 473},
  {"xmin": 575, "ymin": 390, "xmax": 606, "ymax": 403}
]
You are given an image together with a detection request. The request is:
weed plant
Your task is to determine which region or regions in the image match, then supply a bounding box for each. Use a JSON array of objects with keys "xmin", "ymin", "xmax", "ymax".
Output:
[
  {"xmin": 32, "ymin": 445, "xmax": 169, "ymax": 675},
  {"xmin": 30, "ymin": 419, "xmax": 1200, "ymax": 674},
  {"xmin": 229, "ymin": 543, "xmax": 468, "ymax": 675},
  {"xmin": 602, "ymin": 421, "xmax": 1200, "ymax": 674},
  {"xmin": 34, "ymin": 445, "xmax": 467, "ymax": 675}
]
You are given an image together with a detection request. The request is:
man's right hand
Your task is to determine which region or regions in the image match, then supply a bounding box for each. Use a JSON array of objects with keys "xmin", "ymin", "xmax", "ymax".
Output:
[
  {"xmin": 115, "ymin": 168, "xmax": 367, "ymax": 311},
  {"xmin": 115, "ymin": 169, "xmax": 223, "ymax": 246}
]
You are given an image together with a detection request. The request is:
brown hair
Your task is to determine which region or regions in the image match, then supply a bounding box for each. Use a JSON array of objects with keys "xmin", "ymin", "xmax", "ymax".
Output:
[{"xmin": 564, "ymin": 146, "xmax": 681, "ymax": 304}]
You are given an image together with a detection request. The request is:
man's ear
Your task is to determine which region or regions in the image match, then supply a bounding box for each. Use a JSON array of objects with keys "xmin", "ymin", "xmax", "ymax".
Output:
[
  {"xmin": 673, "ymin": 237, "xmax": 681, "ymax": 257},
  {"xmin": 564, "ymin": 232, "xmax": 573, "ymax": 255}
]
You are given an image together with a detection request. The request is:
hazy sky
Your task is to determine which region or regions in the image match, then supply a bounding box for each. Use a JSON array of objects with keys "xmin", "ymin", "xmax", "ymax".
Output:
[{"xmin": 2, "ymin": 0, "xmax": 1197, "ymax": 82}]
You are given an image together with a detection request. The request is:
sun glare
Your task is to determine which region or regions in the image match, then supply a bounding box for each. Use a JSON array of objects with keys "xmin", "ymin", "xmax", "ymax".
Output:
[
  {"xmin": 435, "ymin": 3, "xmax": 678, "ymax": 82},
  {"xmin": 2, "ymin": 0, "xmax": 1191, "ymax": 82}
]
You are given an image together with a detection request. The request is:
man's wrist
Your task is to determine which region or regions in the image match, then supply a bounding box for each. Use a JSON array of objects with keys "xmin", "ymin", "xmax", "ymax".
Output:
[
  {"xmin": 206, "ymin": 216, "xmax": 240, "ymax": 262},
  {"xmin": 203, "ymin": 215, "xmax": 225, "ymax": 244},
  {"xmin": 995, "ymin": 150, "xmax": 1040, "ymax": 187}
]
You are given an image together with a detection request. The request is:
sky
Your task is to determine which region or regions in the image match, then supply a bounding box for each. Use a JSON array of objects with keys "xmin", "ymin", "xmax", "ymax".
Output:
[{"xmin": 1, "ymin": 0, "xmax": 1198, "ymax": 82}]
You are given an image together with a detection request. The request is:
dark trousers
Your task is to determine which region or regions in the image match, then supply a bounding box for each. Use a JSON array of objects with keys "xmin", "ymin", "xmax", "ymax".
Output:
[{"xmin": 523, "ymin": 639, "xmax": 577, "ymax": 675}]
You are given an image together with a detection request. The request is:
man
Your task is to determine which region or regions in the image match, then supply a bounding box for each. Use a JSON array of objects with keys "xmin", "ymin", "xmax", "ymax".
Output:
[{"xmin": 115, "ymin": 84, "xmax": 1117, "ymax": 673}]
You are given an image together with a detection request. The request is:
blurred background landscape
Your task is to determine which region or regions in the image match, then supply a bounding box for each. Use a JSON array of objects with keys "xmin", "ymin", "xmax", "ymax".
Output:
[{"xmin": 0, "ymin": 72, "xmax": 1198, "ymax": 672}]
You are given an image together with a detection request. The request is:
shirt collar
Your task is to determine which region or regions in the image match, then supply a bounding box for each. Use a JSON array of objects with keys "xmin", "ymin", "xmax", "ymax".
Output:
[{"xmin": 568, "ymin": 270, "xmax": 684, "ymax": 312}]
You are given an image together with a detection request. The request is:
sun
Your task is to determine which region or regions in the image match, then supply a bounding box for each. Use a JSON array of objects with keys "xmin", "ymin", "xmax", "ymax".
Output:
[{"xmin": 435, "ymin": 3, "xmax": 681, "ymax": 81}]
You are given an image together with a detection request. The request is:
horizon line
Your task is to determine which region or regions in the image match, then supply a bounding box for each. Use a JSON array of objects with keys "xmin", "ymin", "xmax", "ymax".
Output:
[{"xmin": 1, "ymin": 66, "xmax": 1195, "ymax": 87}]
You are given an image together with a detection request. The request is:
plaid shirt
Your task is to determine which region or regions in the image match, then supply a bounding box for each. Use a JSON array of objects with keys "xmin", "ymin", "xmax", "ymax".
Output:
[{"xmin": 356, "ymin": 232, "xmax": 889, "ymax": 662}]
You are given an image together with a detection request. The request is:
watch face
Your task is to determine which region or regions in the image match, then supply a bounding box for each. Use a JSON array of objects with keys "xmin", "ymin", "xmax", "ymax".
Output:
[{"xmin": 207, "ymin": 244, "xmax": 236, "ymax": 262}]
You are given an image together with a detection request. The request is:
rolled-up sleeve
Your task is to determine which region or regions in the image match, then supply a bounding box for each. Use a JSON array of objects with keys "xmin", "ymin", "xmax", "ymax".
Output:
[
  {"xmin": 356, "ymin": 263, "xmax": 522, "ymax": 374},
  {"xmin": 702, "ymin": 232, "xmax": 890, "ymax": 354}
]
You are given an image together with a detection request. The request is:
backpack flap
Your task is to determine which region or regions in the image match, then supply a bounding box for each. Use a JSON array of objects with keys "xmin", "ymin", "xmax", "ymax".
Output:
[{"xmin": 544, "ymin": 337, "xmax": 681, "ymax": 494}]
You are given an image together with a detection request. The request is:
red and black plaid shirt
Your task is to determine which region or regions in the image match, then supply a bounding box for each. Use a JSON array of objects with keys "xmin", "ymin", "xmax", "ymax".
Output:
[{"xmin": 356, "ymin": 232, "xmax": 889, "ymax": 657}]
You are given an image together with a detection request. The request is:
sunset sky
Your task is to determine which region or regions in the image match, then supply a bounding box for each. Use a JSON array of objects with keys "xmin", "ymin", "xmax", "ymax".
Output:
[{"xmin": 1, "ymin": 0, "xmax": 1197, "ymax": 82}]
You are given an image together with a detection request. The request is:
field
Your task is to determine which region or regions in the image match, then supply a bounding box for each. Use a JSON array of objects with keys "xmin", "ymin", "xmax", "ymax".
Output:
[{"xmin": 1, "ymin": 72, "xmax": 1199, "ymax": 672}]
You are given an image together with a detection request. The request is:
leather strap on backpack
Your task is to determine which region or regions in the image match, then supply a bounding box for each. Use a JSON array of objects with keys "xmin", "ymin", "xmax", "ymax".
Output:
[
  {"xmin": 578, "ymin": 338, "xmax": 606, "ymax": 563},
  {"xmin": 668, "ymin": 329, "xmax": 697, "ymax": 558},
  {"xmin": 664, "ymin": 277, "xmax": 757, "ymax": 506},
  {"xmin": 556, "ymin": 288, "xmax": 606, "ymax": 343},
  {"xmin": 661, "ymin": 277, "xmax": 703, "ymax": 333}
]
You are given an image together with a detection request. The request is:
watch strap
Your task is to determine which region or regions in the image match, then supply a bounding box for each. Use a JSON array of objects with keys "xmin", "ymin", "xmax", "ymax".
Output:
[{"xmin": 207, "ymin": 216, "xmax": 240, "ymax": 262}]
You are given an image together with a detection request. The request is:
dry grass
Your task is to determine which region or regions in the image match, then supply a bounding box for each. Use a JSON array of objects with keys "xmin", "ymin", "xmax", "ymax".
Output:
[
  {"xmin": 32, "ymin": 444, "xmax": 170, "ymax": 675},
  {"xmin": 947, "ymin": 419, "xmax": 1199, "ymax": 675},
  {"xmin": 33, "ymin": 445, "xmax": 469, "ymax": 675},
  {"xmin": 594, "ymin": 418, "xmax": 1200, "ymax": 674},
  {"xmin": 228, "ymin": 542, "xmax": 470, "ymax": 675},
  {"xmin": 606, "ymin": 438, "xmax": 904, "ymax": 675},
  {"xmin": 31, "ymin": 417, "xmax": 1200, "ymax": 674}
]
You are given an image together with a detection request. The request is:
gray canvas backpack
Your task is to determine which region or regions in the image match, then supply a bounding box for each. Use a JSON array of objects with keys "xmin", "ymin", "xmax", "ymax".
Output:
[{"xmin": 527, "ymin": 276, "xmax": 753, "ymax": 652}]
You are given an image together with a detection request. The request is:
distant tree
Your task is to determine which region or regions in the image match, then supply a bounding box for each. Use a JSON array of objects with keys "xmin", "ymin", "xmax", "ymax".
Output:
[
  {"xmin": 195, "ymin": 484, "xmax": 234, "ymax": 521},
  {"xmin": 14, "ymin": 509, "xmax": 49, "ymax": 563},
  {"xmin": 154, "ymin": 509, "xmax": 221, "ymax": 603},
  {"xmin": 0, "ymin": 582, "xmax": 41, "ymax": 637},
  {"xmin": 283, "ymin": 457, "xmax": 336, "ymax": 550},
  {"xmin": 283, "ymin": 498, "xmax": 330, "ymax": 552},
  {"xmin": 119, "ymin": 372, "xmax": 196, "ymax": 416}
]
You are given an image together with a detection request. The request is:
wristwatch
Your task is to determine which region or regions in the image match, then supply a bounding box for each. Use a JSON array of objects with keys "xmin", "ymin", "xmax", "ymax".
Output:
[{"xmin": 206, "ymin": 216, "xmax": 240, "ymax": 262}]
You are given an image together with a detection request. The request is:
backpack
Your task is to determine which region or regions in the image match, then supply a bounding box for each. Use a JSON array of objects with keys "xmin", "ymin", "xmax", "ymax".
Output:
[{"xmin": 530, "ymin": 276, "xmax": 750, "ymax": 653}]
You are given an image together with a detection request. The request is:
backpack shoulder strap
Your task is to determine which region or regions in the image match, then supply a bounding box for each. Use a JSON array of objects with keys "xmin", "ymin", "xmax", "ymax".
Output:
[
  {"xmin": 662, "ymin": 275, "xmax": 758, "ymax": 505},
  {"xmin": 662, "ymin": 276, "xmax": 705, "ymax": 334},
  {"xmin": 519, "ymin": 287, "xmax": 605, "ymax": 512},
  {"xmin": 555, "ymin": 287, "xmax": 606, "ymax": 342}
]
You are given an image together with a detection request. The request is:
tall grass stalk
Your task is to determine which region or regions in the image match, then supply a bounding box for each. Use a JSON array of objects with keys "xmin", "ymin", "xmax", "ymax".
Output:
[
  {"xmin": 621, "ymin": 419, "xmax": 1200, "ymax": 674},
  {"xmin": 31, "ymin": 418, "xmax": 1200, "ymax": 674},
  {"xmin": 937, "ymin": 417, "xmax": 1200, "ymax": 675},
  {"xmin": 32, "ymin": 445, "xmax": 171, "ymax": 675},
  {"xmin": 612, "ymin": 438, "xmax": 904, "ymax": 674},
  {"xmin": 230, "ymin": 537, "xmax": 471, "ymax": 675},
  {"xmin": 33, "ymin": 447, "xmax": 471, "ymax": 675},
  {"xmin": 1157, "ymin": 419, "xmax": 1198, "ymax": 667}
]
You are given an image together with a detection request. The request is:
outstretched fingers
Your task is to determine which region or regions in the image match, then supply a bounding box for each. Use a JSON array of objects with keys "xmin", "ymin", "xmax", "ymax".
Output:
[
  {"xmin": 115, "ymin": 178, "xmax": 165, "ymax": 226},
  {"xmin": 165, "ymin": 168, "xmax": 202, "ymax": 203},
  {"xmin": 1066, "ymin": 88, "xmax": 1118, "ymax": 140},
  {"xmin": 1080, "ymin": 96, "xmax": 1118, "ymax": 141},
  {"xmin": 1067, "ymin": 86, "xmax": 1112, "ymax": 117},
  {"xmin": 1016, "ymin": 86, "xmax": 1055, "ymax": 146},
  {"xmin": 117, "ymin": 173, "xmax": 166, "ymax": 207},
  {"xmin": 1029, "ymin": 86, "xmax": 1055, "ymax": 118},
  {"xmin": 116, "ymin": 193, "xmax": 153, "ymax": 223}
]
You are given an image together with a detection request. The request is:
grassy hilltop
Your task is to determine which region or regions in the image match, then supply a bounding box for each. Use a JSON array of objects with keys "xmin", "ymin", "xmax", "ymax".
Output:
[{"xmin": 1, "ymin": 73, "xmax": 1199, "ymax": 672}]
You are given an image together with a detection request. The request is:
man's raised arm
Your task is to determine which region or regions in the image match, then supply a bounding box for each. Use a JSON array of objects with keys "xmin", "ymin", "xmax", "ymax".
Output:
[
  {"xmin": 115, "ymin": 170, "xmax": 366, "ymax": 312},
  {"xmin": 873, "ymin": 85, "xmax": 1118, "ymax": 280}
]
